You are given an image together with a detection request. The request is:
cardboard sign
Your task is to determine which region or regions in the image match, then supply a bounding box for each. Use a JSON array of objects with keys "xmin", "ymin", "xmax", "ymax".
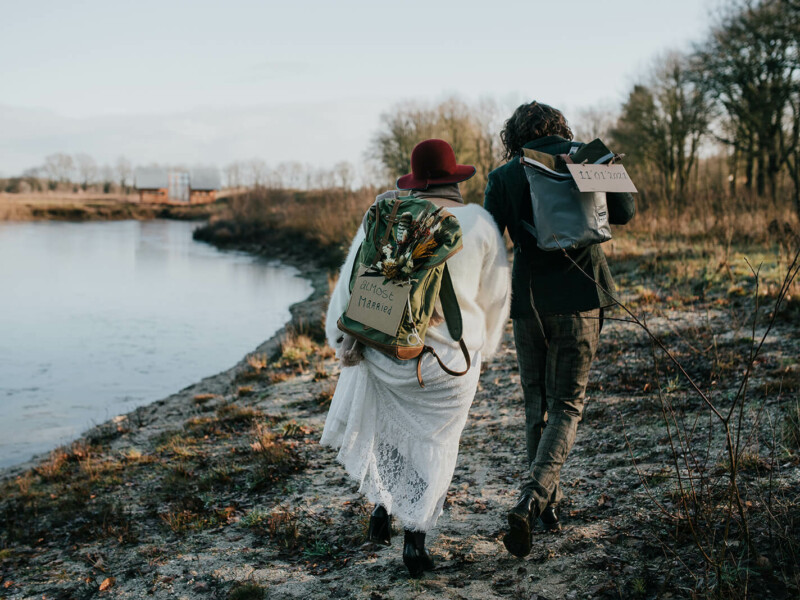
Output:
[
  {"xmin": 345, "ymin": 265, "xmax": 410, "ymax": 336},
  {"xmin": 567, "ymin": 164, "xmax": 638, "ymax": 193}
]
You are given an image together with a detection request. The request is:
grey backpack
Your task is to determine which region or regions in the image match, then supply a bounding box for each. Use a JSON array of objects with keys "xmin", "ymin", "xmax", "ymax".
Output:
[{"xmin": 520, "ymin": 139, "xmax": 615, "ymax": 251}]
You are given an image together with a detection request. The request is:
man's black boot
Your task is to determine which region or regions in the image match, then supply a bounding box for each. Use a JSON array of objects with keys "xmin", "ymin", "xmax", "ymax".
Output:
[
  {"xmin": 366, "ymin": 505, "xmax": 392, "ymax": 546},
  {"xmin": 503, "ymin": 493, "xmax": 537, "ymax": 557},
  {"xmin": 539, "ymin": 504, "xmax": 561, "ymax": 532}
]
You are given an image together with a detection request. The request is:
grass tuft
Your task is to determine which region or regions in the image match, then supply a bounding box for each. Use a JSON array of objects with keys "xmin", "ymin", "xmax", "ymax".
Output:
[
  {"xmin": 782, "ymin": 399, "xmax": 800, "ymax": 453},
  {"xmin": 228, "ymin": 582, "xmax": 267, "ymax": 600},
  {"xmin": 248, "ymin": 423, "xmax": 304, "ymax": 490},
  {"xmin": 193, "ymin": 393, "xmax": 218, "ymax": 404}
]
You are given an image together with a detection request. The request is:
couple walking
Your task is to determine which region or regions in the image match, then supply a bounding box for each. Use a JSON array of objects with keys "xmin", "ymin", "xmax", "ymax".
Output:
[{"xmin": 321, "ymin": 101, "xmax": 636, "ymax": 576}]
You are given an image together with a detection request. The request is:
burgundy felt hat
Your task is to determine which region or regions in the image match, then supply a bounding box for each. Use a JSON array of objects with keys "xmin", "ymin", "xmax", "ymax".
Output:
[{"xmin": 396, "ymin": 139, "xmax": 476, "ymax": 190}]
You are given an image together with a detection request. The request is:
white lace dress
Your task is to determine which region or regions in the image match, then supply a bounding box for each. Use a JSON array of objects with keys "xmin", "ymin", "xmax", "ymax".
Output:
[{"xmin": 320, "ymin": 203, "xmax": 510, "ymax": 532}]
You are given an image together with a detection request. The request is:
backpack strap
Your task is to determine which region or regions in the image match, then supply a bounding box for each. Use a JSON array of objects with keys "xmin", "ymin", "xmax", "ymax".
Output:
[
  {"xmin": 521, "ymin": 219, "xmax": 538, "ymax": 241},
  {"xmin": 376, "ymin": 197, "xmax": 403, "ymax": 249},
  {"xmin": 414, "ymin": 264, "xmax": 471, "ymax": 387},
  {"xmin": 416, "ymin": 339, "xmax": 471, "ymax": 388},
  {"xmin": 370, "ymin": 196, "xmax": 408, "ymax": 263},
  {"xmin": 439, "ymin": 264, "xmax": 462, "ymax": 340},
  {"xmin": 529, "ymin": 286, "xmax": 549, "ymax": 350}
]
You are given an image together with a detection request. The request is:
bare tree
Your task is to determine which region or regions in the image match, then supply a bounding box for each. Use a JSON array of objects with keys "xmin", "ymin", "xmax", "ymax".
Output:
[
  {"xmin": 369, "ymin": 97, "xmax": 506, "ymax": 203},
  {"xmin": 75, "ymin": 153, "xmax": 97, "ymax": 191},
  {"xmin": 694, "ymin": 0, "xmax": 800, "ymax": 201},
  {"xmin": 280, "ymin": 161, "xmax": 305, "ymax": 190},
  {"xmin": 436, "ymin": 97, "xmax": 474, "ymax": 160},
  {"xmin": 224, "ymin": 161, "xmax": 243, "ymax": 190},
  {"xmin": 248, "ymin": 158, "xmax": 268, "ymax": 187},
  {"xmin": 265, "ymin": 165, "xmax": 284, "ymax": 189},
  {"xmin": 100, "ymin": 165, "xmax": 115, "ymax": 193},
  {"xmin": 43, "ymin": 153, "xmax": 74, "ymax": 187},
  {"xmin": 369, "ymin": 101, "xmax": 438, "ymax": 180},
  {"xmin": 333, "ymin": 161, "xmax": 355, "ymax": 190},
  {"xmin": 472, "ymin": 97, "xmax": 505, "ymax": 186},
  {"xmin": 787, "ymin": 85, "xmax": 800, "ymax": 214},
  {"xmin": 612, "ymin": 52, "xmax": 712, "ymax": 206},
  {"xmin": 573, "ymin": 105, "xmax": 618, "ymax": 143},
  {"xmin": 115, "ymin": 156, "xmax": 133, "ymax": 193}
]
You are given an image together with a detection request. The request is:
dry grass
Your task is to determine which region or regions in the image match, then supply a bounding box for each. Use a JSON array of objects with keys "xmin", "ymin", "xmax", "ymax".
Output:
[
  {"xmin": 237, "ymin": 354, "xmax": 270, "ymax": 381},
  {"xmin": 193, "ymin": 393, "xmax": 218, "ymax": 404},
  {"xmin": 34, "ymin": 440, "xmax": 100, "ymax": 481},
  {"xmin": 246, "ymin": 353, "xmax": 268, "ymax": 370},
  {"xmin": 247, "ymin": 422, "xmax": 304, "ymax": 491},
  {"xmin": 265, "ymin": 508, "xmax": 302, "ymax": 550},
  {"xmin": 783, "ymin": 399, "xmax": 800, "ymax": 453},
  {"xmin": 216, "ymin": 403, "xmax": 261, "ymax": 425},
  {"xmin": 0, "ymin": 192, "xmax": 138, "ymax": 204},
  {"xmin": 193, "ymin": 187, "xmax": 376, "ymax": 269},
  {"xmin": 265, "ymin": 330, "xmax": 333, "ymax": 381},
  {"xmin": 228, "ymin": 582, "xmax": 267, "ymax": 600},
  {"xmin": 237, "ymin": 385, "xmax": 254, "ymax": 397},
  {"xmin": 278, "ymin": 333, "xmax": 315, "ymax": 364},
  {"xmin": 155, "ymin": 432, "xmax": 201, "ymax": 458},
  {"xmin": 0, "ymin": 193, "xmax": 137, "ymax": 220},
  {"xmin": 315, "ymin": 380, "xmax": 336, "ymax": 409},
  {"xmin": 121, "ymin": 447, "xmax": 156, "ymax": 464},
  {"xmin": 624, "ymin": 189, "xmax": 798, "ymax": 247},
  {"xmin": 225, "ymin": 186, "xmax": 374, "ymax": 248},
  {"xmin": 0, "ymin": 192, "xmax": 221, "ymax": 222}
]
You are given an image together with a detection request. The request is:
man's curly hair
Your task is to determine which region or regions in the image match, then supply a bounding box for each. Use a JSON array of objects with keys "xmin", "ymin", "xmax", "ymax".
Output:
[{"xmin": 500, "ymin": 101, "xmax": 573, "ymax": 161}]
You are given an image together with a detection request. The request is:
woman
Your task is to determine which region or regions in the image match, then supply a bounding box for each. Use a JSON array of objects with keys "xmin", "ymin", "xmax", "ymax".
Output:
[{"xmin": 321, "ymin": 139, "xmax": 510, "ymax": 576}]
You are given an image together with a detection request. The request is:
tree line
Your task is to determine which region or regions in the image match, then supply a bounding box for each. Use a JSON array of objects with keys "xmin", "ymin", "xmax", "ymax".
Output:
[
  {"xmin": 2, "ymin": 153, "xmax": 136, "ymax": 195},
  {"xmin": 370, "ymin": 0, "xmax": 800, "ymax": 217},
  {"xmin": 4, "ymin": 0, "xmax": 796, "ymax": 221},
  {"xmin": 222, "ymin": 160, "xmax": 360, "ymax": 192},
  {"xmin": 2, "ymin": 152, "xmax": 363, "ymax": 197},
  {"xmin": 613, "ymin": 0, "xmax": 799, "ymax": 215}
]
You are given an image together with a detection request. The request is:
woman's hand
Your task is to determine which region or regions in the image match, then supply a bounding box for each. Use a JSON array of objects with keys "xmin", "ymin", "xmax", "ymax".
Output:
[{"xmin": 340, "ymin": 334, "xmax": 364, "ymax": 367}]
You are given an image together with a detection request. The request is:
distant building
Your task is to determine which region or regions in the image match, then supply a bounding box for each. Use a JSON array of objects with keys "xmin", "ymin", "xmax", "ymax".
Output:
[
  {"xmin": 134, "ymin": 168, "xmax": 221, "ymax": 204},
  {"xmin": 134, "ymin": 168, "xmax": 168, "ymax": 203},
  {"xmin": 188, "ymin": 169, "xmax": 221, "ymax": 204}
]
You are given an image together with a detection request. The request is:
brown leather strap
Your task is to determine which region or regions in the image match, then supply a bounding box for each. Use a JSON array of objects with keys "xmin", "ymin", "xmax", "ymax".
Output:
[
  {"xmin": 371, "ymin": 204, "xmax": 383, "ymax": 255},
  {"xmin": 378, "ymin": 197, "xmax": 403, "ymax": 249},
  {"xmin": 529, "ymin": 285, "xmax": 549, "ymax": 350},
  {"xmin": 415, "ymin": 338, "xmax": 471, "ymax": 387}
]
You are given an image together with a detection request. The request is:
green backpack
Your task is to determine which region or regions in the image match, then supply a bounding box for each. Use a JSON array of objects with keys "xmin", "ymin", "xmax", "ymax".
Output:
[{"xmin": 337, "ymin": 194, "xmax": 470, "ymax": 386}]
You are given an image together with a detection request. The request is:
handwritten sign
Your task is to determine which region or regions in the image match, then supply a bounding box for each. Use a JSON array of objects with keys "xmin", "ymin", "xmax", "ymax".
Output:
[
  {"xmin": 567, "ymin": 164, "xmax": 638, "ymax": 193},
  {"xmin": 345, "ymin": 265, "xmax": 410, "ymax": 336}
]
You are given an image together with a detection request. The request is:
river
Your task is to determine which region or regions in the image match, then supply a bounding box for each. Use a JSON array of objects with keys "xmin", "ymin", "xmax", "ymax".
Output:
[{"xmin": 0, "ymin": 219, "xmax": 312, "ymax": 469}]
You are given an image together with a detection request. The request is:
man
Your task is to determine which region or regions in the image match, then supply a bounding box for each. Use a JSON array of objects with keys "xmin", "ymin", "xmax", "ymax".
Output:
[{"xmin": 483, "ymin": 101, "xmax": 635, "ymax": 557}]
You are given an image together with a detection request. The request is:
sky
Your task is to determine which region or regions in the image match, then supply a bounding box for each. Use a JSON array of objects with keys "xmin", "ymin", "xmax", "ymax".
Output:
[{"xmin": 0, "ymin": 0, "xmax": 717, "ymax": 179}]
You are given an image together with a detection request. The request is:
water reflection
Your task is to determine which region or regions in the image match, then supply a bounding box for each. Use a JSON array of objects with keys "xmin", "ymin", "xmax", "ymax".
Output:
[{"xmin": 0, "ymin": 219, "xmax": 312, "ymax": 468}]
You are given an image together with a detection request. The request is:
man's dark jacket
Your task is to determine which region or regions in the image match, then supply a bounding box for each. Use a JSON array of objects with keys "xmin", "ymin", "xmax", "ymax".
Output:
[{"xmin": 484, "ymin": 135, "xmax": 636, "ymax": 318}]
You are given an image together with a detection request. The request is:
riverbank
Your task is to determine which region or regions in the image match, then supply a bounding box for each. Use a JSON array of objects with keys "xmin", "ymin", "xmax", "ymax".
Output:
[
  {"xmin": 0, "ymin": 193, "xmax": 226, "ymax": 222},
  {"xmin": 2, "ymin": 227, "xmax": 799, "ymax": 598}
]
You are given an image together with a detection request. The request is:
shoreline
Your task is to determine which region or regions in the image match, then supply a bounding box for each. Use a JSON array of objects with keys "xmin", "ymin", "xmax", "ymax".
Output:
[
  {"xmin": 0, "ymin": 194, "xmax": 226, "ymax": 222},
  {"xmin": 0, "ymin": 231, "xmax": 333, "ymax": 482}
]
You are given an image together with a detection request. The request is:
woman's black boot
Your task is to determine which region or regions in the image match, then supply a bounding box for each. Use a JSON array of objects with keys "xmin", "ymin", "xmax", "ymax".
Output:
[
  {"xmin": 366, "ymin": 505, "xmax": 392, "ymax": 546},
  {"xmin": 402, "ymin": 530, "xmax": 435, "ymax": 577}
]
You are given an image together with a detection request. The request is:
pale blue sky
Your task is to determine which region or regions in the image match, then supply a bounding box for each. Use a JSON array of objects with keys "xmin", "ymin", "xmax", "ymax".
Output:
[{"xmin": 0, "ymin": 0, "xmax": 716, "ymax": 178}]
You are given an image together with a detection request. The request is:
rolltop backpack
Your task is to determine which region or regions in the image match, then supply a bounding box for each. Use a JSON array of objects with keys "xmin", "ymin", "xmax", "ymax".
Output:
[{"xmin": 520, "ymin": 138, "xmax": 617, "ymax": 251}]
